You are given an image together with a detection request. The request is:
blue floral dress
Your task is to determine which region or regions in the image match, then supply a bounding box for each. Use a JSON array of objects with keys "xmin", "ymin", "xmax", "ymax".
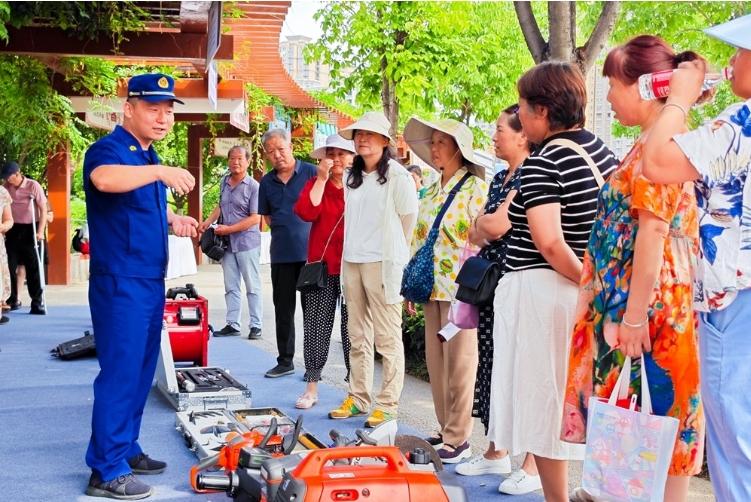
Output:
[{"xmin": 472, "ymin": 167, "xmax": 521, "ymax": 432}]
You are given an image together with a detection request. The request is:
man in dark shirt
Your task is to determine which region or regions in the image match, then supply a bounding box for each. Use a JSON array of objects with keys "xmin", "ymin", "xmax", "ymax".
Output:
[
  {"xmin": 257, "ymin": 129, "xmax": 316, "ymax": 377},
  {"xmin": 82, "ymin": 73, "xmax": 198, "ymax": 500}
]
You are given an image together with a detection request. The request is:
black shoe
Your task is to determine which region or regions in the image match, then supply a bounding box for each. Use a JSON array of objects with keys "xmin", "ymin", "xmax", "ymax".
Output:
[
  {"xmin": 248, "ymin": 327, "xmax": 262, "ymax": 340},
  {"xmin": 8, "ymin": 301, "xmax": 20, "ymax": 311},
  {"xmin": 86, "ymin": 472, "xmax": 153, "ymax": 500},
  {"xmin": 213, "ymin": 324, "xmax": 240, "ymax": 337},
  {"xmin": 29, "ymin": 307, "xmax": 46, "ymax": 315},
  {"xmin": 0, "ymin": 316, "xmax": 8, "ymax": 324},
  {"xmin": 127, "ymin": 453, "xmax": 166, "ymax": 475},
  {"xmin": 265, "ymin": 364, "xmax": 294, "ymax": 378}
]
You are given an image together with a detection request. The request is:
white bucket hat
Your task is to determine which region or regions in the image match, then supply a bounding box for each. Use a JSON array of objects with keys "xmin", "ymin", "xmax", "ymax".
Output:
[
  {"xmin": 705, "ymin": 14, "xmax": 751, "ymax": 50},
  {"xmin": 403, "ymin": 117, "xmax": 485, "ymax": 179},
  {"xmin": 311, "ymin": 134, "xmax": 356, "ymax": 160},
  {"xmin": 339, "ymin": 111, "xmax": 395, "ymax": 145}
]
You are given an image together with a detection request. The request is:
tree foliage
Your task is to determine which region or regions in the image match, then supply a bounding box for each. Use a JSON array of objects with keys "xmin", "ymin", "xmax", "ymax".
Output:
[{"xmin": 308, "ymin": 1, "xmax": 532, "ymax": 138}]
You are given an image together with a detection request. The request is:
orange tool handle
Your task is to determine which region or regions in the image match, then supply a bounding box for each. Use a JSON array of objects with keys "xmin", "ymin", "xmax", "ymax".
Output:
[{"xmin": 293, "ymin": 446, "xmax": 411, "ymax": 478}]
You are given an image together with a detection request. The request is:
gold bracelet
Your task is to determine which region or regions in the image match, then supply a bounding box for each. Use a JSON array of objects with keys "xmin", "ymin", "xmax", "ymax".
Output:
[
  {"xmin": 621, "ymin": 316, "xmax": 648, "ymax": 329},
  {"xmin": 663, "ymin": 102, "xmax": 688, "ymax": 121}
]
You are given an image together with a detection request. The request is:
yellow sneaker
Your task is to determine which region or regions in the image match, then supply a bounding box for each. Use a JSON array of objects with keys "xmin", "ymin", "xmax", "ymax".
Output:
[
  {"xmin": 329, "ymin": 395, "xmax": 366, "ymax": 419},
  {"xmin": 364, "ymin": 408, "xmax": 395, "ymax": 428}
]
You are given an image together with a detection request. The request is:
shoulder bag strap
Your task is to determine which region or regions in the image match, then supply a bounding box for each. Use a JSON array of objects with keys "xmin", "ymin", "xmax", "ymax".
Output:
[
  {"xmin": 312, "ymin": 212, "xmax": 344, "ymax": 264},
  {"xmin": 218, "ymin": 174, "xmax": 229, "ymax": 224},
  {"xmin": 545, "ymin": 138, "xmax": 606, "ymax": 188},
  {"xmin": 430, "ymin": 171, "xmax": 473, "ymax": 232}
]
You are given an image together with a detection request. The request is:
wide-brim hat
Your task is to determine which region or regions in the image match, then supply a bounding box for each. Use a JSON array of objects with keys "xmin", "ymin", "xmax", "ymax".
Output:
[
  {"xmin": 339, "ymin": 111, "xmax": 395, "ymax": 145},
  {"xmin": 705, "ymin": 14, "xmax": 751, "ymax": 50},
  {"xmin": 311, "ymin": 134, "xmax": 356, "ymax": 159},
  {"xmin": 403, "ymin": 117, "xmax": 484, "ymax": 179}
]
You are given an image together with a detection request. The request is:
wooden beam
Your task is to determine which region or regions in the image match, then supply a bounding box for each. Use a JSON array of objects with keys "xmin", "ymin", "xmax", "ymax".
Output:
[
  {"xmin": 1, "ymin": 26, "xmax": 234, "ymax": 61},
  {"xmin": 47, "ymin": 144, "xmax": 71, "ymax": 285},
  {"xmin": 179, "ymin": 1, "xmax": 211, "ymax": 33}
]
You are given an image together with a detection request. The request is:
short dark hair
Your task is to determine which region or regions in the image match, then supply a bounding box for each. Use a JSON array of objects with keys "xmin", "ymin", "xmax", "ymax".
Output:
[
  {"xmin": 228, "ymin": 145, "xmax": 250, "ymax": 161},
  {"xmin": 406, "ymin": 164, "xmax": 422, "ymax": 179},
  {"xmin": 517, "ymin": 61, "xmax": 587, "ymax": 130}
]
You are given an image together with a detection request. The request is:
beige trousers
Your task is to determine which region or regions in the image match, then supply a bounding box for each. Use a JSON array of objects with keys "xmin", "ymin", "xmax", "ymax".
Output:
[
  {"xmin": 423, "ymin": 300, "xmax": 478, "ymax": 447},
  {"xmin": 342, "ymin": 261, "xmax": 404, "ymax": 414}
]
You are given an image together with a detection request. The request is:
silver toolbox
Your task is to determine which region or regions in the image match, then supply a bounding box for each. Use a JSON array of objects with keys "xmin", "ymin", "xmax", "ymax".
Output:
[{"xmin": 155, "ymin": 328, "xmax": 252, "ymax": 412}]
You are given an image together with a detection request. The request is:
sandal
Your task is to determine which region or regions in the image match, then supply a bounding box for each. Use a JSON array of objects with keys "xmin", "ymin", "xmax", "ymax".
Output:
[{"xmin": 295, "ymin": 393, "xmax": 318, "ymax": 409}]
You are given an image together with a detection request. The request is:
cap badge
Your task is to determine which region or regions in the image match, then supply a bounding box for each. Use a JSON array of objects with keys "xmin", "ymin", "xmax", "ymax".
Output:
[{"xmin": 157, "ymin": 77, "xmax": 169, "ymax": 89}]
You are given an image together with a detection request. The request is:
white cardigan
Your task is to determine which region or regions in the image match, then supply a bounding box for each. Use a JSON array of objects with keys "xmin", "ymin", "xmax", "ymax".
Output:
[{"xmin": 342, "ymin": 159, "xmax": 418, "ymax": 304}]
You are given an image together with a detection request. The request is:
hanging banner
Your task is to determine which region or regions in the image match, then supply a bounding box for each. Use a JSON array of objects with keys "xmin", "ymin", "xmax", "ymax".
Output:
[{"xmin": 85, "ymin": 110, "xmax": 121, "ymax": 131}]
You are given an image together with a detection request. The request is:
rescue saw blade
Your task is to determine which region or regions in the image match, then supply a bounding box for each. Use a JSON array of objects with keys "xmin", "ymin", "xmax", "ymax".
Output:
[{"xmin": 394, "ymin": 434, "xmax": 443, "ymax": 471}]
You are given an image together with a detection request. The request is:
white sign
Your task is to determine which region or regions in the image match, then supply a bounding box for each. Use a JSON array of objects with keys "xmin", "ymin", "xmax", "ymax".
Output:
[
  {"xmin": 230, "ymin": 101, "xmax": 249, "ymax": 133},
  {"xmin": 85, "ymin": 110, "xmax": 121, "ymax": 130},
  {"xmin": 213, "ymin": 138, "xmax": 253, "ymax": 158}
]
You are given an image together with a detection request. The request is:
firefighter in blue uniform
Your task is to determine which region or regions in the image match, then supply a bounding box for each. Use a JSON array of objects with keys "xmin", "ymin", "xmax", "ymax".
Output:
[{"xmin": 83, "ymin": 73, "xmax": 198, "ymax": 500}]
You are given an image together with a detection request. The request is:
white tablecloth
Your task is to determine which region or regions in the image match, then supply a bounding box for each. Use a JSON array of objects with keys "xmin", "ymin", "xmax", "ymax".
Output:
[
  {"xmin": 166, "ymin": 235, "xmax": 198, "ymax": 279},
  {"xmin": 260, "ymin": 231, "xmax": 271, "ymax": 265}
]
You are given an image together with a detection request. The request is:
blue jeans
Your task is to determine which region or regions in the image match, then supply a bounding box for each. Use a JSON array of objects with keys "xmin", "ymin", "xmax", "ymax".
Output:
[
  {"xmin": 699, "ymin": 288, "xmax": 751, "ymax": 502},
  {"xmin": 221, "ymin": 247, "xmax": 262, "ymax": 331}
]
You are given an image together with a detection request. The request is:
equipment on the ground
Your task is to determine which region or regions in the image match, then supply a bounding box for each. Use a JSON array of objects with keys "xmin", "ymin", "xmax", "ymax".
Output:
[
  {"xmin": 164, "ymin": 283, "xmax": 210, "ymax": 367},
  {"xmin": 50, "ymin": 330, "xmax": 96, "ymax": 360},
  {"xmin": 156, "ymin": 325, "xmax": 251, "ymax": 412},
  {"xmin": 262, "ymin": 445, "xmax": 464, "ymax": 502}
]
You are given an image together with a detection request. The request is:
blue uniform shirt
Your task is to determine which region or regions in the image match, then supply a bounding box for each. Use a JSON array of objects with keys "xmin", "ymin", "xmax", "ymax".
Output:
[
  {"xmin": 83, "ymin": 125, "xmax": 169, "ymax": 278},
  {"xmin": 258, "ymin": 159, "xmax": 316, "ymax": 263}
]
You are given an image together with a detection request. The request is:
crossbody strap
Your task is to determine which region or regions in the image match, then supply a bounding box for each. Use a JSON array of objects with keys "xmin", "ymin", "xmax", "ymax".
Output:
[
  {"xmin": 217, "ymin": 174, "xmax": 229, "ymax": 224},
  {"xmin": 430, "ymin": 171, "xmax": 473, "ymax": 232},
  {"xmin": 545, "ymin": 138, "xmax": 606, "ymax": 188},
  {"xmin": 315, "ymin": 212, "xmax": 344, "ymax": 263}
]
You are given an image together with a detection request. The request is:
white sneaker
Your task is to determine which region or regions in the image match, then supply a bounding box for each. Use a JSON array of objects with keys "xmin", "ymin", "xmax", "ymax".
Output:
[
  {"xmin": 499, "ymin": 469, "xmax": 543, "ymax": 495},
  {"xmin": 455, "ymin": 453, "xmax": 511, "ymax": 476}
]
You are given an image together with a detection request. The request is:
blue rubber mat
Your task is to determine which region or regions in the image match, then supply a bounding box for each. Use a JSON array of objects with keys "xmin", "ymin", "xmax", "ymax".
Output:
[{"xmin": 0, "ymin": 305, "xmax": 542, "ymax": 501}]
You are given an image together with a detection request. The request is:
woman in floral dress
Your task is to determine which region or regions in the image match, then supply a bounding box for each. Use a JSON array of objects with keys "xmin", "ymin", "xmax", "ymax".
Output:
[{"xmin": 562, "ymin": 36, "xmax": 705, "ymax": 501}]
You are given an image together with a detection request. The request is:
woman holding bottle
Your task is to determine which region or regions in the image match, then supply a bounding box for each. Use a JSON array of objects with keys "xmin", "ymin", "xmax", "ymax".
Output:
[
  {"xmin": 562, "ymin": 35, "xmax": 707, "ymax": 502},
  {"xmin": 642, "ymin": 16, "xmax": 751, "ymax": 500}
]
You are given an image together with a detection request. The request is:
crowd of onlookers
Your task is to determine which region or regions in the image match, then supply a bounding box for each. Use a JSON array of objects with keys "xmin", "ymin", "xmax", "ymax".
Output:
[{"xmin": 210, "ymin": 18, "xmax": 750, "ymax": 501}]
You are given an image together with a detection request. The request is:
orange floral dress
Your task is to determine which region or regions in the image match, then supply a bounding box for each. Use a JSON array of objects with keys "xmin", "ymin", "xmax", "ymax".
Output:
[{"xmin": 561, "ymin": 140, "xmax": 704, "ymax": 475}]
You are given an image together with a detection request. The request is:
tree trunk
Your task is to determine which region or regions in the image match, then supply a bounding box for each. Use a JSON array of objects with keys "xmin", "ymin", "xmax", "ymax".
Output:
[
  {"xmin": 515, "ymin": 1, "xmax": 620, "ymax": 75},
  {"xmin": 380, "ymin": 55, "xmax": 398, "ymax": 138},
  {"xmin": 548, "ymin": 1, "xmax": 574, "ymax": 62}
]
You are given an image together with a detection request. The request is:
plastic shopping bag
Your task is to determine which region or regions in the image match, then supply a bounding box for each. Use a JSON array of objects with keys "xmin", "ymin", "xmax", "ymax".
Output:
[{"xmin": 581, "ymin": 357, "xmax": 679, "ymax": 502}]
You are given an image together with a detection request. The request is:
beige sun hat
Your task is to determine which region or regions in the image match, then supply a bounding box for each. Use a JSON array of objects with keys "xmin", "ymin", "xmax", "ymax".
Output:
[
  {"xmin": 339, "ymin": 111, "xmax": 395, "ymax": 145},
  {"xmin": 403, "ymin": 117, "xmax": 485, "ymax": 178},
  {"xmin": 311, "ymin": 134, "xmax": 356, "ymax": 160}
]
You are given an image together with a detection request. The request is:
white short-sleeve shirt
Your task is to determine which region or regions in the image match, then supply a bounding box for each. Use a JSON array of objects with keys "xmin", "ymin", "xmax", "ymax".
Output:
[{"xmin": 674, "ymin": 99, "xmax": 751, "ymax": 311}]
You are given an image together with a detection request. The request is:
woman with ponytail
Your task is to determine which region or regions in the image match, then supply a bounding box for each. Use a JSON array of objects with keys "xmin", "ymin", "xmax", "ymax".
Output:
[{"xmin": 563, "ymin": 35, "xmax": 706, "ymax": 501}]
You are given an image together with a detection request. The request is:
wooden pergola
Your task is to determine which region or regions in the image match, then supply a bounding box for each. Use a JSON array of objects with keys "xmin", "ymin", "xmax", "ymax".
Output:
[{"xmin": 0, "ymin": 1, "xmax": 350, "ymax": 284}]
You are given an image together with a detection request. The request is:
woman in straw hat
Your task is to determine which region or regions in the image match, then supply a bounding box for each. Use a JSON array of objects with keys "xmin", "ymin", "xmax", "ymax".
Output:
[
  {"xmin": 642, "ymin": 15, "xmax": 751, "ymax": 500},
  {"xmin": 403, "ymin": 117, "xmax": 487, "ymax": 463},
  {"xmin": 293, "ymin": 134, "xmax": 356, "ymax": 409},
  {"xmin": 328, "ymin": 111, "xmax": 419, "ymax": 428}
]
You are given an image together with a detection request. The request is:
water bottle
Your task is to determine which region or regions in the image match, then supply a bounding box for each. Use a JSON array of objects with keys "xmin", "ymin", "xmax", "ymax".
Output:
[{"xmin": 638, "ymin": 67, "xmax": 733, "ymax": 100}]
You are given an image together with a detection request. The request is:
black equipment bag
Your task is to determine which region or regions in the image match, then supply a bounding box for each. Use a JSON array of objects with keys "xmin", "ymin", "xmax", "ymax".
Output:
[
  {"xmin": 51, "ymin": 330, "xmax": 96, "ymax": 360},
  {"xmin": 200, "ymin": 226, "xmax": 227, "ymax": 261}
]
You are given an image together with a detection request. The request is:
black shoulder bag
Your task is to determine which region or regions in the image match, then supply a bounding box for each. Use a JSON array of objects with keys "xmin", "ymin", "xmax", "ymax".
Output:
[{"xmin": 296, "ymin": 213, "xmax": 344, "ymax": 293}]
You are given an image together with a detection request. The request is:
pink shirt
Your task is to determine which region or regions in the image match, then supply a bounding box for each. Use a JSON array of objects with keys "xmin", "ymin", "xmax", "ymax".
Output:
[{"xmin": 5, "ymin": 177, "xmax": 46, "ymax": 224}]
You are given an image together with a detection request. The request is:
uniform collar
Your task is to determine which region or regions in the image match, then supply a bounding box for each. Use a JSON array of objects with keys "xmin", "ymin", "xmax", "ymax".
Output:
[{"xmin": 112, "ymin": 125, "xmax": 156, "ymax": 156}]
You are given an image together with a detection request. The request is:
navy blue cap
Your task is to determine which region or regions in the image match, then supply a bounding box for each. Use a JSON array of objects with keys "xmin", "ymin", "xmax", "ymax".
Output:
[
  {"xmin": 127, "ymin": 73, "xmax": 184, "ymax": 104},
  {"xmin": 1, "ymin": 161, "xmax": 20, "ymax": 179}
]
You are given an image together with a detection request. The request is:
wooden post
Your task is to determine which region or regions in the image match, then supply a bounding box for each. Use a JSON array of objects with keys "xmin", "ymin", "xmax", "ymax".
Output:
[
  {"xmin": 46, "ymin": 144, "xmax": 71, "ymax": 285},
  {"xmin": 187, "ymin": 125, "xmax": 203, "ymax": 265}
]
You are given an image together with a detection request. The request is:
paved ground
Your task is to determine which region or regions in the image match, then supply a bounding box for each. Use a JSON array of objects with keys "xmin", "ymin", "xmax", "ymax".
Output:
[{"xmin": 37, "ymin": 263, "xmax": 714, "ymax": 500}]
